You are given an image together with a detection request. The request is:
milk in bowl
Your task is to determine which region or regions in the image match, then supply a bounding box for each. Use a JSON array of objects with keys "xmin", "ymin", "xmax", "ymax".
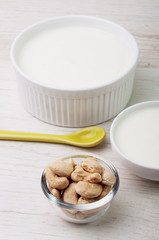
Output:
[{"xmin": 16, "ymin": 24, "xmax": 133, "ymax": 90}]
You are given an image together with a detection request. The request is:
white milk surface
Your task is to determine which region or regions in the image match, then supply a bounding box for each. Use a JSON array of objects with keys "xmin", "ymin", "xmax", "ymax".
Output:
[
  {"xmin": 115, "ymin": 107, "xmax": 159, "ymax": 168},
  {"xmin": 17, "ymin": 25, "xmax": 132, "ymax": 89}
]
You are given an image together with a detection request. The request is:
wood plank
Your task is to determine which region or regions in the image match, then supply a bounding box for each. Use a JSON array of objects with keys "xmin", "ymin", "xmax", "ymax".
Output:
[{"xmin": 0, "ymin": 0, "xmax": 159, "ymax": 239}]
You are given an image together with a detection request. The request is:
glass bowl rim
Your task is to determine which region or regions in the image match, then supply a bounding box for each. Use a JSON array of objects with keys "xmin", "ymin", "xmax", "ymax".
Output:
[{"xmin": 41, "ymin": 154, "xmax": 119, "ymax": 211}]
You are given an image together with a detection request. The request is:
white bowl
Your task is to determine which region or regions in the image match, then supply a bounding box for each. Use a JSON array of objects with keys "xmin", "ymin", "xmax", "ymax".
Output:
[
  {"xmin": 11, "ymin": 15, "xmax": 138, "ymax": 127},
  {"xmin": 110, "ymin": 101, "xmax": 159, "ymax": 181}
]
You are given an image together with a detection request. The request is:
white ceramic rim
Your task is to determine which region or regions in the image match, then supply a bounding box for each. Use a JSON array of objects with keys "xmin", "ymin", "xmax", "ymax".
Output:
[
  {"xmin": 10, "ymin": 15, "xmax": 138, "ymax": 92},
  {"xmin": 110, "ymin": 100, "xmax": 159, "ymax": 170}
]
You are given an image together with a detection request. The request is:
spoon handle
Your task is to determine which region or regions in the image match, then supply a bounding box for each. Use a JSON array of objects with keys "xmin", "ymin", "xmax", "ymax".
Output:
[{"xmin": 0, "ymin": 130, "xmax": 65, "ymax": 143}]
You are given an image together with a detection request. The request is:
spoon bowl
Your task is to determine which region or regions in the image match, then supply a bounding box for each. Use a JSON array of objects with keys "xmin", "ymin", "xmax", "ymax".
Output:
[
  {"xmin": 0, "ymin": 126, "xmax": 106, "ymax": 147},
  {"xmin": 60, "ymin": 127, "xmax": 106, "ymax": 147}
]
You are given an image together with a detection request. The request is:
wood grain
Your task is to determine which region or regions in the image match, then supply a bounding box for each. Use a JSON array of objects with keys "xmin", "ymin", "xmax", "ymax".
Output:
[{"xmin": 0, "ymin": 0, "xmax": 159, "ymax": 239}]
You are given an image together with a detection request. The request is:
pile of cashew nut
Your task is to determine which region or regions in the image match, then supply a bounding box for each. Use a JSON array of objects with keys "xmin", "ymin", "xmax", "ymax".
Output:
[{"xmin": 45, "ymin": 157, "xmax": 116, "ymax": 217}]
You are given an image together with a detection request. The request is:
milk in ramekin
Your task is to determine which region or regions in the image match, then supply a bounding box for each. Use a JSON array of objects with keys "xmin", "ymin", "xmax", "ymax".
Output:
[
  {"xmin": 11, "ymin": 16, "xmax": 138, "ymax": 127},
  {"xmin": 16, "ymin": 25, "xmax": 133, "ymax": 90}
]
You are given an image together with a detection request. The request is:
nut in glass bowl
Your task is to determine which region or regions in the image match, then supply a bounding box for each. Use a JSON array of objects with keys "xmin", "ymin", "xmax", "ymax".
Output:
[{"xmin": 41, "ymin": 155, "xmax": 119, "ymax": 224}]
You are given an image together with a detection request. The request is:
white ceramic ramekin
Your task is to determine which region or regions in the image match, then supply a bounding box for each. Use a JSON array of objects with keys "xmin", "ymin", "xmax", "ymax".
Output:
[
  {"xmin": 110, "ymin": 101, "xmax": 159, "ymax": 181},
  {"xmin": 11, "ymin": 15, "xmax": 138, "ymax": 127}
]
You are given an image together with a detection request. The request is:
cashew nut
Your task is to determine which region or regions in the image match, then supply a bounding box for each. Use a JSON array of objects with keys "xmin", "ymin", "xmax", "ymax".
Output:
[
  {"xmin": 49, "ymin": 158, "xmax": 74, "ymax": 178},
  {"xmin": 45, "ymin": 167, "xmax": 69, "ymax": 190},
  {"xmin": 75, "ymin": 212, "xmax": 85, "ymax": 219},
  {"xmin": 63, "ymin": 182, "xmax": 78, "ymax": 204},
  {"xmin": 78, "ymin": 197, "xmax": 96, "ymax": 204},
  {"xmin": 51, "ymin": 189, "xmax": 61, "ymax": 200},
  {"xmin": 102, "ymin": 169, "xmax": 116, "ymax": 186},
  {"xmin": 63, "ymin": 182, "xmax": 78, "ymax": 215},
  {"xmin": 68, "ymin": 158, "xmax": 76, "ymax": 168},
  {"xmin": 96, "ymin": 185, "xmax": 112, "ymax": 200},
  {"xmin": 75, "ymin": 181, "xmax": 102, "ymax": 198},
  {"xmin": 81, "ymin": 157, "xmax": 102, "ymax": 174},
  {"xmin": 71, "ymin": 165, "xmax": 102, "ymax": 183},
  {"xmin": 78, "ymin": 197, "xmax": 100, "ymax": 216}
]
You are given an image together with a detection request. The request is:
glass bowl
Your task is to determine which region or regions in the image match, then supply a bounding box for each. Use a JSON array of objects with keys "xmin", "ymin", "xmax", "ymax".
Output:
[{"xmin": 41, "ymin": 154, "xmax": 119, "ymax": 224}]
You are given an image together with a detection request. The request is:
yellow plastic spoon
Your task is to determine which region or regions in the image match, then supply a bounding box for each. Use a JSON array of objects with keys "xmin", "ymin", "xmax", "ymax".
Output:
[{"xmin": 0, "ymin": 126, "xmax": 106, "ymax": 147}]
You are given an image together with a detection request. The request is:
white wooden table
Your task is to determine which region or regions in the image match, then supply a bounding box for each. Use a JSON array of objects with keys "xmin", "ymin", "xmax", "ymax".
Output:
[{"xmin": 0, "ymin": 1, "xmax": 159, "ymax": 239}]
